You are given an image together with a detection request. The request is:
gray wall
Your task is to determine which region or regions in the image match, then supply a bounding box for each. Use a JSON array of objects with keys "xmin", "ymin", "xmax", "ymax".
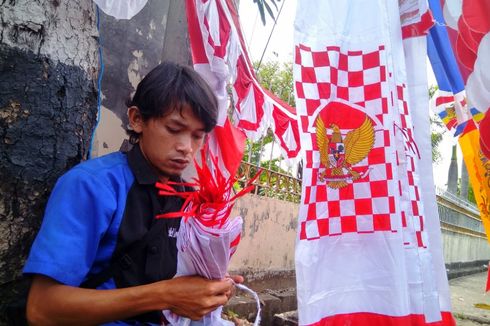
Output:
[{"xmin": 229, "ymin": 193, "xmax": 490, "ymax": 274}]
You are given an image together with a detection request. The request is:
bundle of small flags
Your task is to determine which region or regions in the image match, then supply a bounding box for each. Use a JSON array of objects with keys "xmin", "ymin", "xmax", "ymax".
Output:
[{"xmin": 156, "ymin": 149, "xmax": 261, "ymax": 326}]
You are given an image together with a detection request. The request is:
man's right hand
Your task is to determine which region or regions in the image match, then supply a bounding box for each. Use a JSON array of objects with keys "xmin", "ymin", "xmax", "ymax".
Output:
[
  {"xmin": 26, "ymin": 274, "xmax": 235, "ymax": 325},
  {"xmin": 156, "ymin": 275, "xmax": 234, "ymax": 320}
]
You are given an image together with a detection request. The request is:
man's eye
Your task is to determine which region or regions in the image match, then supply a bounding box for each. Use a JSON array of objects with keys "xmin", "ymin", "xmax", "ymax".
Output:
[
  {"xmin": 166, "ymin": 126, "xmax": 180, "ymax": 134},
  {"xmin": 193, "ymin": 133, "xmax": 205, "ymax": 140}
]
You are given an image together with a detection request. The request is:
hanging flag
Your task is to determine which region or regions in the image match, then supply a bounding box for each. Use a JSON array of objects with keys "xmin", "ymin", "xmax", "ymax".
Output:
[
  {"xmin": 458, "ymin": 121, "xmax": 490, "ymax": 243},
  {"xmin": 185, "ymin": 0, "xmax": 300, "ymax": 163},
  {"xmin": 480, "ymin": 110, "xmax": 490, "ymax": 158},
  {"xmin": 399, "ymin": 0, "xmax": 434, "ymax": 39},
  {"xmin": 293, "ymin": 0, "xmax": 454, "ymax": 324},
  {"xmin": 404, "ymin": 34, "xmax": 453, "ymax": 325}
]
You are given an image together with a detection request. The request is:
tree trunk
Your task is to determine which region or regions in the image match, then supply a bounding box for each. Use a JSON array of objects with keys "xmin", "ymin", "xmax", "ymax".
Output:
[
  {"xmin": 0, "ymin": 1, "xmax": 98, "ymax": 322},
  {"xmin": 447, "ymin": 145, "xmax": 458, "ymax": 194}
]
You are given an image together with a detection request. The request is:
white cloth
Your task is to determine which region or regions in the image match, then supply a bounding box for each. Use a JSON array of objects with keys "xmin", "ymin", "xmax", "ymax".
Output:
[
  {"xmin": 93, "ymin": 0, "xmax": 148, "ymax": 19},
  {"xmin": 293, "ymin": 0, "xmax": 453, "ymax": 325}
]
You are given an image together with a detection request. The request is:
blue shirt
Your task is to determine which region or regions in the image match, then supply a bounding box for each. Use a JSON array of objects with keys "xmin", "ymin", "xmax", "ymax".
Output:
[
  {"xmin": 24, "ymin": 146, "xmax": 182, "ymax": 325},
  {"xmin": 24, "ymin": 151, "xmax": 132, "ymax": 288}
]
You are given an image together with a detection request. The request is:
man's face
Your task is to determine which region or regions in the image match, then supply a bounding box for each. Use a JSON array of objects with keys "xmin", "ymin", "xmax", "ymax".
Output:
[{"xmin": 133, "ymin": 104, "xmax": 206, "ymax": 182}]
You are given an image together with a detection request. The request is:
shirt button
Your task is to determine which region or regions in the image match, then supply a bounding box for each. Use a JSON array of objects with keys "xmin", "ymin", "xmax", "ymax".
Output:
[{"xmin": 149, "ymin": 246, "xmax": 158, "ymax": 254}]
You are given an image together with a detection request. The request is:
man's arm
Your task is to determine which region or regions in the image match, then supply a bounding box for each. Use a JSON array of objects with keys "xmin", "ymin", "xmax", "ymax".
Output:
[{"xmin": 27, "ymin": 274, "xmax": 236, "ymax": 326}]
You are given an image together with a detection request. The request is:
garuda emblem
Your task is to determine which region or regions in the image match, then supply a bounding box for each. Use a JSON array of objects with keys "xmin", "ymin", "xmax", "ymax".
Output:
[{"xmin": 315, "ymin": 111, "xmax": 375, "ymax": 189}]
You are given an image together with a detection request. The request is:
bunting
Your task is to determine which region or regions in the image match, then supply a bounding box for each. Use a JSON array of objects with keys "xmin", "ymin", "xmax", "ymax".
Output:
[{"xmin": 185, "ymin": 0, "xmax": 300, "ymax": 168}]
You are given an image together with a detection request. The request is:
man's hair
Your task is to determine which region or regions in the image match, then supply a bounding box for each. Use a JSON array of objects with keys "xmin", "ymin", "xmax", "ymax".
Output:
[{"xmin": 126, "ymin": 62, "xmax": 218, "ymax": 143}]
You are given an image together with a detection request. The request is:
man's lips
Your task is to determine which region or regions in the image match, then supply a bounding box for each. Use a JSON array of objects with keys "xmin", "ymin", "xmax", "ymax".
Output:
[{"xmin": 170, "ymin": 159, "xmax": 190, "ymax": 169}]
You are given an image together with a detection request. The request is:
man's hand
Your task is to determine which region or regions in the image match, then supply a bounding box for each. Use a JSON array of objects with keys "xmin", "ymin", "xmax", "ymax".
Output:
[
  {"xmin": 224, "ymin": 274, "xmax": 244, "ymax": 300},
  {"xmin": 157, "ymin": 275, "xmax": 238, "ymax": 321}
]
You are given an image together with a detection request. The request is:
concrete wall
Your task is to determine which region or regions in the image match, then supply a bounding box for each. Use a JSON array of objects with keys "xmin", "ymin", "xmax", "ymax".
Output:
[
  {"xmin": 228, "ymin": 193, "xmax": 490, "ymax": 277},
  {"xmin": 441, "ymin": 230, "xmax": 490, "ymax": 264},
  {"xmin": 229, "ymin": 194, "xmax": 298, "ymax": 273},
  {"xmin": 437, "ymin": 195, "xmax": 490, "ymax": 264}
]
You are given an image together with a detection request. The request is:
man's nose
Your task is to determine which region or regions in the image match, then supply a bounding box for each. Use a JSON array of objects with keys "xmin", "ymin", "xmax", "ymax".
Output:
[{"xmin": 176, "ymin": 135, "xmax": 193, "ymax": 154}]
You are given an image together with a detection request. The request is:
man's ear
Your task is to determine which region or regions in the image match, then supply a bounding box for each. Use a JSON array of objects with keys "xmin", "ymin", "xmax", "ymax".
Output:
[{"xmin": 127, "ymin": 106, "xmax": 144, "ymax": 133}]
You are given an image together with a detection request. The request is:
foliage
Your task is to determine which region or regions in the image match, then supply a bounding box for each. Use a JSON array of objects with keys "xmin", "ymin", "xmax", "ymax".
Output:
[
  {"xmin": 252, "ymin": 0, "xmax": 280, "ymax": 25},
  {"xmin": 254, "ymin": 61, "xmax": 295, "ymax": 107},
  {"xmin": 430, "ymin": 114, "xmax": 445, "ymax": 163},
  {"xmin": 241, "ymin": 61, "xmax": 295, "ymax": 173},
  {"xmin": 428, "ymin": 84, "xmax": 439, "ymax": 99},
  {"xmin": 428, "ymin": 85, "xmax": 445, "ymax": 163},
  {"xmin": 468, "ymin": 183, "xmax": 477, "ymax": 204}
]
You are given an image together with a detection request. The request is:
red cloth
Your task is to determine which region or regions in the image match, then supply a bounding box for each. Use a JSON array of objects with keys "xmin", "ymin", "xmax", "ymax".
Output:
[
  {"xmin": 486, "ymin": 263, "xmax": 490, "ymax": 292},
  {"xmin": 480, "ymin": 110, "xmax": 490, "ymax": 158}
]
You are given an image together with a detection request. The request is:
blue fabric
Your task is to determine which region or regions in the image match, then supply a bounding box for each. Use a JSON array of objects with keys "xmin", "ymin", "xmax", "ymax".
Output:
[
  {"xmin": 427, "ymin": 0, "xmax": 465, "ymax": 93},
  {"xmin": 23, "ymin": 152, "xmax": 134, "ymax": 288}
]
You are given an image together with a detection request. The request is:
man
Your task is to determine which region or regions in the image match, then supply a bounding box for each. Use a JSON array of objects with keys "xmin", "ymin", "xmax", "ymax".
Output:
[{"xmin": 24, "ymin": 62, "xmax": 242, "ymax": 325}]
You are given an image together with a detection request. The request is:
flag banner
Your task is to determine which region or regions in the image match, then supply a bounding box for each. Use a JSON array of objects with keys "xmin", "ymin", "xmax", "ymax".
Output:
[
  {"xmin": 185, "ymin": 0, "xmax": 300, "ymax": 161},
  {"xmin": 458, "ymin": 122, "xmax": 490, "ymax": 241},
  {"xmin": 480, "ymin": 110, "xmax": 490, "ymax": 158},
  {"xmin": 399, "ymin": 0, "xmax": 433, "ymax": 39},
  {"xmin": 404, "ymin": 35, "xmax": 453, "ymax": 320},
  {"xmin": 293, "ymin": 1, "xmax": 454, "ymax": 325}
]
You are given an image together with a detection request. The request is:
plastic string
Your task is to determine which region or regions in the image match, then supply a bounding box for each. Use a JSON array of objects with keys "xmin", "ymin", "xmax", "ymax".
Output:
[
  {"xmin": 235, "ymin": 283, "xmax": 261, "ymax": 326},
  {"xmin": 88, "ymin": 5, "xmax": 105, "ymax": 159}
]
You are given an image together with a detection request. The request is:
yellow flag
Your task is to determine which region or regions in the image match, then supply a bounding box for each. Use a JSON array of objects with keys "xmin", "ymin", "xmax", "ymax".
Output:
[{"xmin": 459, "ymin": 126, "xmax": 490, "ymax": 243}]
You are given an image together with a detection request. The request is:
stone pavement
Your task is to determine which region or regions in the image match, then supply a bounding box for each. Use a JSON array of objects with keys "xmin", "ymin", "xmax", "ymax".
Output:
[
  {"xmin": 451, "ymin": 272, "xmax": 490, "ymax": 325},
  {"xmin": 226, "ymin": 271, "xmax": 490, "ymax": 325}
]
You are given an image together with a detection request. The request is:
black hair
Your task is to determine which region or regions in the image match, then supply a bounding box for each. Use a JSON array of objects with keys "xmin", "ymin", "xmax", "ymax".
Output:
[{"xmin": 126, "ymin": 62, "xmax": 218, "ymax": 143}]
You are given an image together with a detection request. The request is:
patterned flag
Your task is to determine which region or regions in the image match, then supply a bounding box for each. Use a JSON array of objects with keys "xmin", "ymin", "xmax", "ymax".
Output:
[
  {"xmin": 294, "ymin": 1, "xmax": 454, "ymax": 324},
  {"xmin": 185, "ymin": 0, "xmax": 300, "ymax": 168}
]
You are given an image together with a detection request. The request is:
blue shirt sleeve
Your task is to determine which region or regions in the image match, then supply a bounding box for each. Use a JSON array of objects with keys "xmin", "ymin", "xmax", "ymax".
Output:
[{"xmin": 23, "ymin": 166, "xmax": 117, "ymax": 286}]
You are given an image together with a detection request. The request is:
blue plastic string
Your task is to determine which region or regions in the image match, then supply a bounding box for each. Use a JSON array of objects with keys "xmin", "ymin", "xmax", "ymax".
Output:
[{"xmin": 88, "ymin": 5, "xmax": 105, "ymax": 159}]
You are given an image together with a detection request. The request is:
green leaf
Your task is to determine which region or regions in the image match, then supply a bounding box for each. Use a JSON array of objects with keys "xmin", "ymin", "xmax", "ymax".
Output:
[
  {"xmin": 253, "ymin": 0, "xmax": 279, "ymax": 25},
  {"xmin": 263, "ymin": 1, "xmax": 275, "ymax": 22}
]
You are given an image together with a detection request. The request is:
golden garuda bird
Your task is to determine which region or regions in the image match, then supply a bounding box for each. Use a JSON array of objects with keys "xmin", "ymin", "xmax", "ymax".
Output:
[{"xmin": 315, "ymin": 114, "xmax": 375, "ymax": 188}]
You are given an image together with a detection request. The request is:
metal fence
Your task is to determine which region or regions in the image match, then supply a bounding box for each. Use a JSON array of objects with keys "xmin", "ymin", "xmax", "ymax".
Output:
[
  {"xmin": 238, "ymin": 160, "xmax": 302, "ymax": 202},
  {"xmin": 239, "ymin": 155, "xmax": 485, "ymax": 237}
]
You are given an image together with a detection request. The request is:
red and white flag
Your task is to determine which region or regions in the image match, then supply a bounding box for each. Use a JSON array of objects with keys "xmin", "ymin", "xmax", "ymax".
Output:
[
  {"xmin": 185, "ymin": 0, "xmax": 300, "ymax": 171},
  {"xmin": 293, "ymin": 1, "xmax": 454, "ymax": 325}
]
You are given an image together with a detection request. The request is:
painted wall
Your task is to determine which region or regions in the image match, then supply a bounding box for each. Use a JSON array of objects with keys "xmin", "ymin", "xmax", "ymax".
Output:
[
  {"xmin": 91, "ymin": 0, "xmax": 191, "ymax": 158},
  {"xmin": 441, "ymin": 230, "xmax": 490, "ymax": 264},
  {"xmin": 229, "ymin": 195, "xmax": 298, "ymax": 273}
]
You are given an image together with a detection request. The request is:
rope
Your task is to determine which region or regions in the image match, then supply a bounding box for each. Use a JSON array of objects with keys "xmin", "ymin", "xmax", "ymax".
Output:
[
  {"xmin": 88, "ymin": 5, "xmax": 105, "ymax": 159},
  {"xmin": 256, "ymin": 0, "xmax": 287, "ymax": 71},
  {"xmin": 235, "ymin": 283, "xmax": 262, "ymax": 326}
]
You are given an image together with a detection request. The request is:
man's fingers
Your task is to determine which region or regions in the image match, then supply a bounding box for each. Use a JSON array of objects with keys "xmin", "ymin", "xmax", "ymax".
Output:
[
  {"xmin": 227, "ymin": 274, "xmax": 244, "ymax": 284},
  {"xmin": 209, "ymin": 278, "xmax": 234, "ymax": 295}
]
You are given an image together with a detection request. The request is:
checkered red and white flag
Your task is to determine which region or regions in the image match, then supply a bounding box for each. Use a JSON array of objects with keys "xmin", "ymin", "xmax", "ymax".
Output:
[{"xmin": 293, "ymin": 1, "xmax": 454, "ymax": 325}]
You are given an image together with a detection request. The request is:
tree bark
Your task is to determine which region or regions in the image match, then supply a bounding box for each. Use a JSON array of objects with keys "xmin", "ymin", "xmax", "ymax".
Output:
[{"xmin": 0, "ymin": 1, "xmax": 98, "ymax": 322}]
